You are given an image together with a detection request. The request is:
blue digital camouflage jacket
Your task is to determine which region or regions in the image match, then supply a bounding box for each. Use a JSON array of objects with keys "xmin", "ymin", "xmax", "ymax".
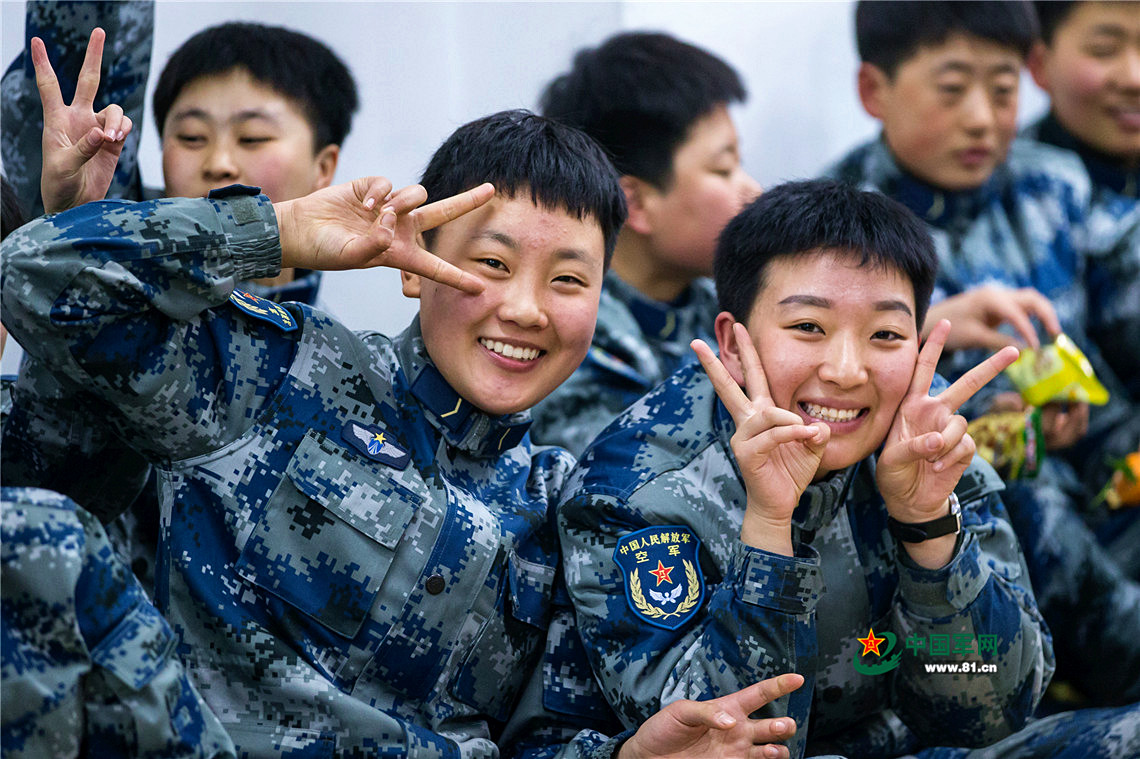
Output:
[
  {"xmin": 0, "ymin": 190, "xmax": 623, "ymax": 758},
  {"xmin": 557, "ymin": 363, "xmax": 1054, "ymax": 759},
  {"xmin": 1, "ymin": 486, "xmax": 235, "ymax": 758}
]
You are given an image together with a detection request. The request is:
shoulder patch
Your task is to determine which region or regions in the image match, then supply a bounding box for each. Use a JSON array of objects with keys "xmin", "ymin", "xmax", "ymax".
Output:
[
  {"xmin": 341, "ymin": 421, "xmax": 411, "ymax": 470},
  {"xmin": 614, "ymin": 525, "xmax": 704, "ymax": 630},
  {"xmin": 229, "ymin": 289, "xmax": 298, "ymax": 332}
]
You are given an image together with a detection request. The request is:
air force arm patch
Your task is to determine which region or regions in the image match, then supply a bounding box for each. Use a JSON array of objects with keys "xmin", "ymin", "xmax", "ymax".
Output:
[
  {"xmin": 229, "ymin": 289, "xmax": 298, "ymax": 331},
  {"xmin": 341, "ymin": 421, "xmax": 411, "ymax": 470},
  {"xmin": 614, "ymin": 525, "xmax": 704, "ymax": 630}
]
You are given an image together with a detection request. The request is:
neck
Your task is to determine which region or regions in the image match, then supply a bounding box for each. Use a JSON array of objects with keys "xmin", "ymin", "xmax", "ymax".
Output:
[{"xmin": 610, "ymin": 231, "xmax": 699, "ymax": 303}]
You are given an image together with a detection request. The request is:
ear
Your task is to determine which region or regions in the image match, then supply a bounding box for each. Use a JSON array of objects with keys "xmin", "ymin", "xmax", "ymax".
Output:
[
  {"xmin": 857, "ymin": 63, "xmax": 890, "ymax": 119},
  {"xmin": 619, "ymin": 175, "xmax": 656, "ymax": 236},
  {"xmin": 401, "ymin": 270, "xmax": 422, "ymax": 298},
  {"xmin": 713, "ymin": 311, "xmax": 746, "ymax": 387},
  {"xmin": 1026, "ymin": 41, "xmax": 1051, "ymax": 91},
  {"xmin": 312, "ymin": 143, "xmax": 340, "ymax": 190}
]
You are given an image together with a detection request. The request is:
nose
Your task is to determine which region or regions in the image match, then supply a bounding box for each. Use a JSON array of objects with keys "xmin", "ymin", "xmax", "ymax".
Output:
[
  {"xmin": 497, "ymin": 278, "xmax": 549, "ymax": 330},
  {"xmin": 818, "ymin": 334, "xmax": 868, "ymax": 389},
  {"xmin": 202, "ymin": 141, "xmax": 239, "ymax": 182},
  {"xmin": 960, "ymin": 86, "xmax": 997, "ymax": 134},
  {"xmin": 1117, "ymin": 46, "xmax": 1140, "ymax": 91},
  {"xmin": 738, "ymin": 171, "xmax": 763, "ymax": 205}
]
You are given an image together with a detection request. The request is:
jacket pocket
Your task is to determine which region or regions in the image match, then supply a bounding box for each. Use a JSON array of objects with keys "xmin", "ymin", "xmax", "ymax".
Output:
[
  {"xmin": 235, "ymin": 430, "xmax": 419, "ymax": 640},
  {"xmin": 449, "ymin": 549, "xmax": 555, "ymax": 721}
]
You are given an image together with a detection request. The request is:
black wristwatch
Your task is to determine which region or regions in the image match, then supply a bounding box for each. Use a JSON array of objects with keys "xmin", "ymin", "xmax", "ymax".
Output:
[{"xmin": 887, "ymin": 491, "xmax": 962, "ymax": 543}]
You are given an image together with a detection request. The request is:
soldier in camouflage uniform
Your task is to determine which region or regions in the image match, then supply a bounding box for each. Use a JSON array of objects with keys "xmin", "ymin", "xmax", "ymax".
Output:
[
  {"xmin": 531, "ymin": 32, "xmax": 761, "ymax": 456},
  {"xmin": 1025, "ymin": 0, "xmax": 1140, "ymax": 401},
  {"xmin": 825, "ymin": 1, "xmax": 1140, "ymax": 706},
  {"xmin": 1, "ymin": 486, "xmax": 237, "ymax": 758},
  {"xmin": 1, "ymin": 109, "xmax": 807, "ymax": 758},
  {"xmin": 1, "ymin": 10, "xmax": 359, "ymax": 585},
  {"xmin": 554, "ymin": 180, "xmax": 1139, "ymax": 759}
]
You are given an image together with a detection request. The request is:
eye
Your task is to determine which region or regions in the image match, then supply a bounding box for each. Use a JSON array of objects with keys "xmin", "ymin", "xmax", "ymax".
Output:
[
  {"xmin": 790, "ymin": 322, "xmax": 823, "ymax": 334},
  {"xmin": 938, "ymin": 84, "xmax": 966, "ymax": 97},
  {"xmin": 872, "ymin": 329, "xmax": 905, "ymax": 341},
  {"xmin": 239, "ymin": 136, "xmax": 273, "ymax": 146},
  {"xmin": 175, "ymin": 134, "xmax": 206, "ymax": 147},
  {"xmin": 553, "ymin": 274, "xmax": 587, "ymax": 287},
  {"xmin": 478, "ymin": 258, "xmax": 507, "ymax": 271}
]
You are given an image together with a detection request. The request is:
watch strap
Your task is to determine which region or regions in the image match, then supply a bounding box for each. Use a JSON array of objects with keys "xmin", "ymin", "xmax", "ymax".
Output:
[{"xmin": 887, "ymin": 491, "xmax": 962, "ymax": 543}]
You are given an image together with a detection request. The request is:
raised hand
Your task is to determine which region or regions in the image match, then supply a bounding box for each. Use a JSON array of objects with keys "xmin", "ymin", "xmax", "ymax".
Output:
[
  {"xmin": 32, "ymin": 29, "xmax": 132, "ymax": 214},
  {"xmin": 276, "ymin": 178, "xmax": 494, "ymax": 294},
  {"xmin": 924, "ymin": 286, "xmax": 1062, "ymax": 351},
  {"xmin": 692, "ymin": 322, "xmax": 829, "ymax": 556},
  {"xmin": 877, "ymin": 319, "xmax": 1019, "ymax": 533},
  {"xmin": 619, "ymin": 674, "xmax": 804, "ymax": 759}
]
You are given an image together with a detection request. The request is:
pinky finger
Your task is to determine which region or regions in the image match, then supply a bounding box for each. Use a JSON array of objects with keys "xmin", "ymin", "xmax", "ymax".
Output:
[{"xmin": 752, "ymin": 745, "xmax": 790, "ymax": 759}]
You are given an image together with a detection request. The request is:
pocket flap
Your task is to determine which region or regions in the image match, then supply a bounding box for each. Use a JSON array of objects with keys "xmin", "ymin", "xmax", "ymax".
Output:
[
  {"xmin": 508, "ymin": 551, "xmax": 556, "ymax": 628},
  {"xmin": 286, "ymin": 431, "xmax": 420, "ymax": 549}
]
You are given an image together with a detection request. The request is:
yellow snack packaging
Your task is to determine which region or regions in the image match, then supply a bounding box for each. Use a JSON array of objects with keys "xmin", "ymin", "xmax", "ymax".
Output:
[
  {"xmin": 1004, "ymin": 334, "xmax": 1109, "ymax": 407},
  {"xmin": 967, "ymin": 409, "xmax": 1043, "ymax": 480}
]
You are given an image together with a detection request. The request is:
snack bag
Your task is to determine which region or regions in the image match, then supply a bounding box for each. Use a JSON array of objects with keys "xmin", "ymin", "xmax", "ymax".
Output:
[
  {"xmin": 1004, "ymin": 334, "xmax": 1109, "ymax": 406},
  {"xmin": 967, "ymin": 408, "xmax": 1044, "ymax": 480}
]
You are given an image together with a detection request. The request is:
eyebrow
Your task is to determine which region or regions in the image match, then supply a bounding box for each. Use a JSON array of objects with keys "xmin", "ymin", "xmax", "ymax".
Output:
[
  {"xmin": 473, "ymin": 231, "xmax": 595, "ymax": 263},
  {"xmin": 778, "ymin": 294, "xmax": 913, "ymax": 316},
  {"xmin": 169, "ymin": 108, "xmax": 281, "ymax": 126},
  {"xmin": 934, "ymin": 60, "xmax": 1019, "ymax": 76}
]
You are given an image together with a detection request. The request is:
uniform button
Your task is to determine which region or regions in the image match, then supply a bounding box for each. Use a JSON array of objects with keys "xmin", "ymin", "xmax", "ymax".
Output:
[
  {"xmin": 425, "ymin": 574, "xmax": 446, "ymax": 595},
  {"xmin": 822, "ymin": 686, "xmax": 843, "ymax": 703}
]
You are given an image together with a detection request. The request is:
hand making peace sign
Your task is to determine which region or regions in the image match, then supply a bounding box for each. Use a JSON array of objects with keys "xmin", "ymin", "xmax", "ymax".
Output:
[
  {"xmin": 31, "ymin": 28, "xmax": 132, "ymax": 214},
  {"xmin": 875, "ymin": 319, "xmax": 1019, "ymax": 522},
  {"xmin": 692, "ymin": 323, "xmax": 830, "ymax": 556},
  {"xmin": 276, "ymin": 178, "xmax": 494, "ymax": 294}
]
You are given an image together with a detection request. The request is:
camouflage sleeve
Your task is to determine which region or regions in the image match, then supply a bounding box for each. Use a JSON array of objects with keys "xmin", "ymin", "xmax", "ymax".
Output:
[
  {"xmin": 0, "ymin": 191, "xmax": 289, "ymax": 461},
  {"xmin": 1083, "ymin": 193, "xmax": 1140, "ymax": 399},
  {"xmin": 885, "ymin": 464, "xmax": 1055, "ymax": 747},
  {"xmin": 558, "ymin": 474, "xmax": 822, "ymax": 759},
  {"xmin": 0, "ymin": 0, "xmax": 154, "ymax": 216},
  {"xmin": 499, "ymin": 604, "xmax": 630, "ymax": 759},
  {"xmin": 1, "ymin": 486, "xmax": 234, "ymax": 757}
]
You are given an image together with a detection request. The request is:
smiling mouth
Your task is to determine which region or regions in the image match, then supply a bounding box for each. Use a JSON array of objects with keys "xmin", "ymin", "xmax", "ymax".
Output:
[
  {"xmin": 479, "ymin": 338, "xmax": 543, "ymax": 362},
  {"xmin": 800, "ymin": 402, "xmax": 867, "ymax": 423}
]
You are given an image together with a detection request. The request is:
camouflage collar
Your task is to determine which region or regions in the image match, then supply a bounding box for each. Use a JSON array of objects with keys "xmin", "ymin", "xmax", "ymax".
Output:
[
  {"xmin": 868, "ymin": 136, "xmax": 1001, "ymax": 229},
  {"xmin": 606, "ymin": 272, "xmax": 696, "ymax": 341},
  {"xmin": 1034, "ymin": 112, "xmax": 1139, "ymax": 199},
  {"xmin": 395, "ymin": 317, "xmax": 532, "ymax": 458}
]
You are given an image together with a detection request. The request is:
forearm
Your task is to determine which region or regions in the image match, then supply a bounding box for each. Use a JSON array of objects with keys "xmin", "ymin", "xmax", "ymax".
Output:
[{"xmin": 890, "ymin": 491, "xmax": 1053, "ymax": 746}]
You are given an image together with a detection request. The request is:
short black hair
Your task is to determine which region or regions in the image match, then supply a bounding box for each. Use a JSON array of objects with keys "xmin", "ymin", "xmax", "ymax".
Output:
[
  {"xmin": 715, "ymin": 179, "xmax": 937, "ymax": 330},
  {"xmin": 2, "ymin": 176, "xmax": 27, "ymax": 241},
  {"xmin": 856, "ymin": 1, "xmax": 1039, "ymax": 77},
  {"xmin": 152, "ymin": 22, "xmax": 358, "ymax": 151},
  {"xmin": 540, "ymin": 31, "xmax": 746, "ymax": 189},
  {"xmin": 1033, "ymin": 1, "xmax": 1079, "ymax": 45},
  {"xmin": 419, "ymin": 109, "xmax": 627, "ymax": 267}
]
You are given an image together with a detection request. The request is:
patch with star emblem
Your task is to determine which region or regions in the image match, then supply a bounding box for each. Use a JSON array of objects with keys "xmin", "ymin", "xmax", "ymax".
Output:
[
  {"xmin": 341, "ymin": 421, "xmax": 411, "ymax": 470},
  {"xmin": 614, "ymin": 525, "xmax": 704, "ymax": 630},
  {"xmin": 229, "ymin": 289, "xmax": 298, "ymax": 332}
]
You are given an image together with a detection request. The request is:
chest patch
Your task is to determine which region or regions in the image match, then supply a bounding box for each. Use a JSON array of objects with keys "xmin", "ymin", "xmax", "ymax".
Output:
[
  {"xmin": 228, "ymin": 289, "xmax": 298, "ymax": 332},
  {"xmin": 341, "ymin": 421, "xmax": 411, "ymax": 470},
  {"xmin": 614, "ymin": 525, "xmax": 704, "ymax": 630}
]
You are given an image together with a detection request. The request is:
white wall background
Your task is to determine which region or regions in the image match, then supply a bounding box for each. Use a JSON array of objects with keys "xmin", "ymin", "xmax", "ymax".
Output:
[{"xmin": 1, "ymin": 0, "xmax": 1048, "ymax": 374}]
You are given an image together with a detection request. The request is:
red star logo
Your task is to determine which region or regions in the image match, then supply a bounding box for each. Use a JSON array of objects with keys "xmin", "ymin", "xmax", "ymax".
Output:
[
  {"xmin": 857, "ymin": 627, "xmax": 887, "ymax": 657},
  {"xmin": 648, "ymin": 560, "xmax": 675, "ymax": 586}
]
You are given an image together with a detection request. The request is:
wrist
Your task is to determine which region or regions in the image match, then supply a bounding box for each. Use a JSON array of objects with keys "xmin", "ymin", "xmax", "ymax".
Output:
[
  {"xmin": 273, "ymin": 199, "xmax": 297, "ymax": 269},
  {"xmin": 740, "ymin": 507, "xmax": 794, "ymax": 556}
]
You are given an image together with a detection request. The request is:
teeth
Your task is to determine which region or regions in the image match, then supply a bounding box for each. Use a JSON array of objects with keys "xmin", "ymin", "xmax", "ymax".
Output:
[
  {"xmin": 480, "ymin": 338, "xmax": 540, "ymax": 361},
  {"xmin": 803, "ymin": 402, "xmax": 861, "ymax": 423}
]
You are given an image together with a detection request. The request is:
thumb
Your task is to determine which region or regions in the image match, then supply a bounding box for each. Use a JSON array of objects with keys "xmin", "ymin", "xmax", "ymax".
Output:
[
  {"xmin": 75, "ymin": 126, "xmax": 105, "ymax": 161},
  {"xmin": 671, "ymin": 699, "xmax": 738, "ymax": 730}
]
